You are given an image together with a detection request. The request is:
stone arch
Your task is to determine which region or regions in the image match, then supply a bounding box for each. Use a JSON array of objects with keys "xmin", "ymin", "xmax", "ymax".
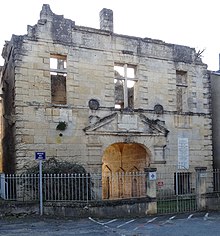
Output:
[{"xmin": 102, "ymin": 142, "xmax": 151, "ymax": 199}]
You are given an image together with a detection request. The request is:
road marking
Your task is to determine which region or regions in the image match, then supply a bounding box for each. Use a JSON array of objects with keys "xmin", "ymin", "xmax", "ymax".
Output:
[
  {"xmin": 204, "ymin": 213, "xmax": 209, "ymax": 221},
  {"xmin": 187, "ymin": 214, "xmax": 193, "ymax": 219},
  {"xmin": 133, "ymin": 217, "xmax": 158, "ymax": 231},
  {"xmin": 160, "ymin": 215, "xmax": 176, "ymax": 225},
  {"xmin": 169, "ymin": 216, "xmax": 176, "ymax": 220},
  {"xmin": 147, "ymin": 217, "xmax": 158, "ymax": 223},
  {"xmin": 133, "ymin": 226, "xmax": 142, "ymax": 231},
  {"xmin": 117, "ymin": 219, "xmax": 135, "ymax": 228},
  {"xmin": 203, "ymin": 212, "xmax": 215, "ymax": 220},
  {"xmin": 89, "ymin": 217, "xmax": 125, "ymax": 236},
  {"xmin": 89, "ymin": 217, "xmax": 117, "ymax": 226},
  {"xmin": 103, "ymin": 219, "xmax": 117, "ymax": 225},
  {"xmin": 88, "ymin": 217, "xmax": 103, "ymax": 225}
]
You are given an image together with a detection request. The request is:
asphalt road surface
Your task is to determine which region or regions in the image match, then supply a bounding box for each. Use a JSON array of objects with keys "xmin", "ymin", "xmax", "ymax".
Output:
[{"xmin": 1, "ymin": 212, "xmax": 220, "ymax": 236}]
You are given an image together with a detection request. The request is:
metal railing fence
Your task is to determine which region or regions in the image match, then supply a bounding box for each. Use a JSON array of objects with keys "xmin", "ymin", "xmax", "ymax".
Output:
[
  {"xmin": 156, "ymin": 167, "xmax": 197, "ymax": 214},
  {"xmin": 0, "ymin": 172, "xmax": 146, "ymax": 202},
  {"xmin": 2, "ymin": 174, "xmax": 39, "ymax": 201},
  {"xmin": 1, "ymin": 169, "xmax": 219, "ymax": 215},
  {"xmin": 1, "ymin": 173, "xmax": 100, "ymax": 202},
  {"xmin": 212, "ymin": 169, "xmax": 220, "ymax": 192}
]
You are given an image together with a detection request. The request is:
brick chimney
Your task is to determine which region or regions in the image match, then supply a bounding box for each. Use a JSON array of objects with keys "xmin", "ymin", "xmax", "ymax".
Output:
[{"xmin": 99, "ymin": 8, "xmax": 113, "ymax": 32}]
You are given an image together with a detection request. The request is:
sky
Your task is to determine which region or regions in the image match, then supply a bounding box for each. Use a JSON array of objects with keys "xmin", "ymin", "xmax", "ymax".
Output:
[{"xmin": 1, "ymin": 0, "xmax": 220, "ymax": 71}]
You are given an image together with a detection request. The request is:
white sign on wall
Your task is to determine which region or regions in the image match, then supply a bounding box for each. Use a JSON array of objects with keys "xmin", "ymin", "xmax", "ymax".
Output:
[
  {"xmin": 178, "ymin": 138, "xmax": 189, "ymax": 169},
  {"xmin": 149, "ymin": 172, "xmax": 157, "ymax": 181}
]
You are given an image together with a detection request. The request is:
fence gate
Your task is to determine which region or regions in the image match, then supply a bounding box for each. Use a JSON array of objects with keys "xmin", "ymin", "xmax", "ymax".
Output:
[{"xmin": 157, "ymin": 167, "xmax": 197, "ymax": 214}]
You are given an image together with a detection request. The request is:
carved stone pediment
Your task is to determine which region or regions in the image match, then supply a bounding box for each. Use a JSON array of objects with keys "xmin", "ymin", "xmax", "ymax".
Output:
[
  {"xmin": 83, "ymin": 112, "xmax": 169, "ymax": 137},
  {"xmin": 139, "ymin": 114, "xmax": 169, "ymax": 137}
]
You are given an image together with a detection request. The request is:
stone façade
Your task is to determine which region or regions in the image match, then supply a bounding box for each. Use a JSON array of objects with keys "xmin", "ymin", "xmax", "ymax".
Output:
[{"xmin": 0, "ymin": 4, "xmax": 212, "ymax": 175}]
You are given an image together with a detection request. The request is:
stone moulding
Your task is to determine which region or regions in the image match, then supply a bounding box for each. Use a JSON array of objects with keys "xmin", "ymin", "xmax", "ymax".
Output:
[{"xmin": 83, "ymin": 112, "xmax": 169, "ymax": 137}]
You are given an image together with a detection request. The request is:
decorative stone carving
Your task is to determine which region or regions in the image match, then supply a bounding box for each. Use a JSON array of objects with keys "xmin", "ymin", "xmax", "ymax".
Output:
[
  {"xmin": 88, "ymin": 99, "xmax": 100, "ymax": 110},
  {"xmin": 83, "ymin": 112, "xmax": 169, "ymax": 137}
]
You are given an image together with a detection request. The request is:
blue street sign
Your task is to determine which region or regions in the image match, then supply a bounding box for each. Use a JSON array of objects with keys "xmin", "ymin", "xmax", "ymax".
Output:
[
  {"xmin": 35, "ymin": 152, "xmax": 46, "ymax": 160},
  {"xmin": 35, "ymin": 152, "xmax": 46, "ymax": 215}
]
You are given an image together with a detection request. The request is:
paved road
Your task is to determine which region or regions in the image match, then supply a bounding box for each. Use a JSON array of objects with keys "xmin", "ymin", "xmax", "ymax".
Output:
[{"xmin": 1, "ymin": 212, "xmax": 220, "ymax": 236}]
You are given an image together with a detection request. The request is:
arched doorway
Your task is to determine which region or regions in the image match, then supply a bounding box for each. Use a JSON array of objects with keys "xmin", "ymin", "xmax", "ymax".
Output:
[{"xmin": 102, "ymin": 143, "xmax": 150, "ymax": 199}]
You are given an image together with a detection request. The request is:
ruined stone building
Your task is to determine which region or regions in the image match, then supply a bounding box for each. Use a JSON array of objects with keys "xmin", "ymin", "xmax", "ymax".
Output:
[{"xmin": 0, "ymin": 5, "xmax": 213, "ymax": 198}]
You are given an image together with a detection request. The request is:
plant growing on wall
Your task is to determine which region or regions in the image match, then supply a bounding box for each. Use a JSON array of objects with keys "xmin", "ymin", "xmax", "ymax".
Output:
[{"xmin": 56, "ymin": 121, "xmax": 67, "ymax": 131}]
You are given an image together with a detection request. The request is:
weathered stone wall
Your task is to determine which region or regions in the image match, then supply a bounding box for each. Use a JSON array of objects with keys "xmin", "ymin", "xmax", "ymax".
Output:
[
  {"xmin": 1, "ymin": 4, "xmax": 212, "ymax": 175},
  {"xmin": 0, "ymin": 198, "xmax": 155, "ymax": 218},
  {"xmin": 210, "ymin": 72, "xmax": 220, "ymax": 169},
  {"xmin": 1, "ymin": 41, "xmax": 17, "ymax": 173}
]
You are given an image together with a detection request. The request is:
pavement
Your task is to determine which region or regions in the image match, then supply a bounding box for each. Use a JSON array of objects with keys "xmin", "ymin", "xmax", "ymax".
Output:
[{"xmin": 1, "ymin": 211, "xmax": 220, "ymax": 235}]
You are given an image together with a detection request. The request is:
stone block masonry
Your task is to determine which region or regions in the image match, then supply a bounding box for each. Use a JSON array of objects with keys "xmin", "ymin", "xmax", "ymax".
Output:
[{"xmin": 0, "ymin": 3, "xmax": 212, "ymax": 200}]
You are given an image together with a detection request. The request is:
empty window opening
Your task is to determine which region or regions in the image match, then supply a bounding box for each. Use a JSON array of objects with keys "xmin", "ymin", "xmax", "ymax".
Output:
[
  {"xmin": 176, "ymin": 70, "xmax": 187, "ymax": 113},
  {"xmin": 114, "ymin": 64, "xmax": 137, "ymax": 109},
  {"xmin": 50, "ymin": 55, "xmax": 67, "ymax": 105}
]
